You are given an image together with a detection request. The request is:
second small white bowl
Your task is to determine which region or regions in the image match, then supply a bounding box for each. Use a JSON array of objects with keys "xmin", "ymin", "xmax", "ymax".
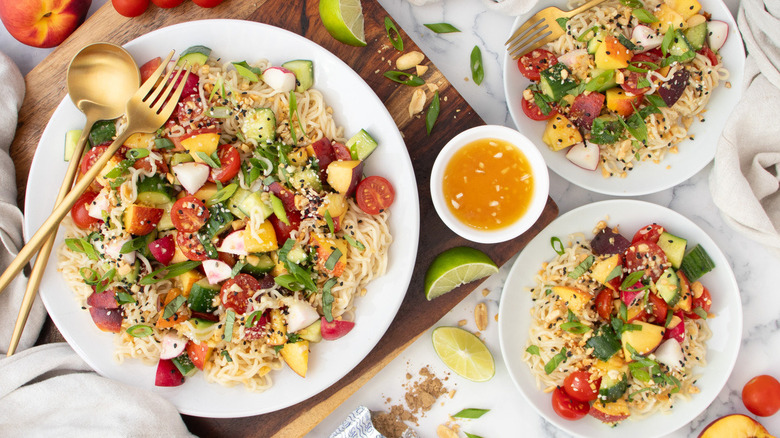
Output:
[{"xmin": 430, "ymin": 125, "xmax": 549, "ymax": 244}]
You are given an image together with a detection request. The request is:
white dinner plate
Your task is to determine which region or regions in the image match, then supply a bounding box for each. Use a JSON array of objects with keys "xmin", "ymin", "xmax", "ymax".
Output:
[
  {"xmin": 503, "ymin": 0, "xmax": 745, "ymax": 196},
  {"xmin": 23, "ymin": 19, "xmax": 420, "ymax": 418},
  {"xmin": 498, "ymin": 200, "xmax": 741, "ymax": 437}
]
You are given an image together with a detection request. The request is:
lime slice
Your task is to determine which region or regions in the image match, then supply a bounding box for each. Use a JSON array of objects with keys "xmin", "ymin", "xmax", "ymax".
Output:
[
  {"xmin": 432, "ymin": 326, "xmax": 495, "ymax": 382},
  {"xmin": 319, "ymin": 0, "xmax": 367, "ymax": 47},
  {"xmin": 424, "ymin": 247, "xmax": 498, "ymax": 300}
]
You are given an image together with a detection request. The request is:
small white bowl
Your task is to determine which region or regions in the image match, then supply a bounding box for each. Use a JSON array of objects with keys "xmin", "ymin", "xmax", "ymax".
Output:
[{"xmin": 430, "ymin": 125, "xmax": 549, "ymax": 244}]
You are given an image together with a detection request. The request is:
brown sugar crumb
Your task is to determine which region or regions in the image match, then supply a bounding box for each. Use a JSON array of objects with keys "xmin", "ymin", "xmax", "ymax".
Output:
[{"xmin": 372, "ymin": 366, "xmax": 449, "ymax": 438}]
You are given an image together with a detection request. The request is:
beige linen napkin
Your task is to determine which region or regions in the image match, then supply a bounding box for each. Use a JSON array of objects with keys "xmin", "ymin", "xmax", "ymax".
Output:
[
  {"xmin": 710, "ymin": 0, "xmax": 780, "ymax": 250},
  {"xmin": 0, "ymin": 52, "xmax": 193, "ymax": 437}
]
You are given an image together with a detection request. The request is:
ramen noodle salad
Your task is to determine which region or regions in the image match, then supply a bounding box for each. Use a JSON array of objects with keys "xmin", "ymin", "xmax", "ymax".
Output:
[
  {"xmin": 521, "ymin": 221, "xmax": 715, "ymax": 424},
  {"xmin": 515, "ymin": 0, "xmax": 730, "ymax": 177},
  {"xmin": 57, "ymin": 46, "xmax": 394, "ymax": 390}
]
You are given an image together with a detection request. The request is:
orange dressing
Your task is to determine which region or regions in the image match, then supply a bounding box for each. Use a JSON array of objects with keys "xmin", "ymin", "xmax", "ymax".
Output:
[{"xmin": 442, "ymin": 138, "xmax": 534, "ymax": 230}]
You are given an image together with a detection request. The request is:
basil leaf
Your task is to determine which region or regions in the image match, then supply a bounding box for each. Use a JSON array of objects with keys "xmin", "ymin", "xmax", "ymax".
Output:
[
  {"xmin": 230, "ymin": 262, "xmax": 245, "ymax": 278},
  {"xmin": 664, "ymin": 309, "xmax": 674, "ymax": 327},
  {"xmin": 621, "ymin": 270, "xmax": 646, "ymax": 290},
  {"xmin": 222, "ymin": 350, "xmax": 233, "ymax": 362},
  {"xmin": 116, "ymin": 291, "xmax": 136, "ymax": 305},
  {"xmin": 636, "ymin": 76, "xmax": 652, "ymax": 88},
  {"xmin": 533, "ymin": 91, "xmax": 553, "ymax": 116},
  {"xmin": 555, "ymin": 17, "xmax": 569, "ymax": 31},
  {"xmin": 585, "ymin": 324, "xmax": 621, "ymax": 361},
  {"xmin": 344, "ymin": 234, "xmax": 366, "ymax": 251},
  {"xmin": 567, "ymin": 255, "xmax": 594, "ymax": 279},
  {"xmin": 197, "ymin": 151, "xmax": 221, "ymax": 169},
  {"xmin": 619, "ymin": 301, "xmax": 628, "ymax": 321},
  {"xmin": 586, "ymin": 69, "xmax": 616, "ymax": 92},
  {"xmin": 321, "ymin": 277, "xmax": 338, "ymax": 322},
  {"xmin": 617, "ymin": 34, "xmax": 642, "ymax": 52},
  {"xmin": 126, "ymin": 148, "xmax": 149, "ymax": 160},
  {"xmin": 526, "ymin": 345, "xmax": 540, "ymax": 355},
  {"xmin": 426, "ymin": 91, "xmax": 440, "ymax": 135},
  {"xmin": 633, "ymin": 8, "xmax": 659, "ymax": 24},
  {"xmin": 223, "ymin": 309, "xmax": 236, "ymax": 340},
  {"xmin": 550, "ymin": 237, "xmax": 565, "ymax": 255},
  {"xmin": 140, "ymin": 260, "xmax": 202, "ymax": 285},
  {"xmin": 286, "ymin": 262, "xmax": 317, "ymax": 292},
  {"xmin": 274, "ymin": 274, "xmax": 304, "ymax": 291},
  {"xmin": 232, "ymin": 61, "xmax": 262, "ymax": 82},
  {"xmin": 154, "ymin": 137, "xmax": 174, "ymax": 149},
  {"xmin": 661, "ymin": 25, "xmax": 675, "ymax": 57},
  {"xmin": 65, "ymin": 238, "xmax": 99, "ymax": 260},
  {"xmin": 105, "ymin": 159, "xmax": 133, "ymax": 179},
  {"xmin": 590, "ymin": 116, "xmax": 625, "ymax": 144},
  {"xmin": 120, "ymin": 235, "xmax": 150, "ymax": 254},
  {"xmin": 544, "ymin": 348, "xmax": 568, "ymax": 374},
  {"xmin": 645, "ymin": 94, "xmax": 667, "ymax": 108},
  {"xmin": 606, "ymin": 265, "xmax": 623, "ymax": 282},
  {"xmin": 383, "ymin": 71, "xmax": 425, "ymax": 86},
  {"xmin": 385, "ymin": 16, "xmax": 403, "ymax": 51},
  {"xmin": 470, "ymin": 46, "xmax": 484, "ymax": 85},
  {"xmin": 452, "ymin": 408, "xmax": 489, "ymax": 419},
  {"xmin": 162, "ymin": 295, "xmax": 186, "ymax": 319},
  {"xmin": 126, "ymin": 324, "xmax": 153, "ymax": 338},
  {"xmin": 424, "ymin": 23, "xmax": 460, "ymax": 33},
  {"xmin": 325, "ymin": 248, "xmax": 343, "ymax": 271}
]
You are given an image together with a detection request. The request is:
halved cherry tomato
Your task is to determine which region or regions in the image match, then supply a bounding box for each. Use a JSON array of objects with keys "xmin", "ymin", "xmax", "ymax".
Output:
[
  {"xmin": 356, "ymin": 176, "xmax": 395, "ymax": 215},
  {"xmin": 78, "ymin": 145, "xmax": 110, "ymax": 191},
  {"xmin": 521, "ymin": 92, "xmax": 557, "ymax": 121},
  {"xmin": 175, "ymin": 231, "xmax": 209, "ymax": 261},
  {"xmin": 686, "ymin": 283, "xmax": 712, "ymax": 320},
  {"xmin": 171, "ymin": 195, "xmax": 209, "ymax": 233},
  {"xmin": 551, "ymin": 387, "xmax": 589, "ymax": 420},
  {"xmin": 220, "ymin": 273, "xmax": 260, "ymax": 314},
  {"xmin": 564, "ymin": 371, "xmax": 601, "ymax": 402},
  {"xmin": 624, "ymin": 240, "xmax": 669, "ymax": 282},
  {"xmin": 631, "ymin": 224, "xmax": 665, "ymax": 244},
  {"xmin": 210, "ymin": 144, "xmax": 241, "ymax": 183},
  {"xmin": 698, "ymin": 46, "xmax": 719, "ymax": 67},
  {"xmin": 632, "ymin": 50, "xmax": 662, "ymax": 68},
  {"xmin": 173, "ymin": 96, "xmax": 214, "ymax": 128},
  {"xmin": 595, "ymin": 289, "xmax": 613, "ymax": 320},
  {"xmin": 71, "ymin": 191, "xmax": 100, "ymax": 229},
  {"xmin": 517, "ymin": 49, "xmax": 558, "ymax": 81},
  {"xmin": 139, "ymin": 57, "xmax": 162, "ymax": 83},
  {"xmin": 742, "ymin": 375, "xmax": 780, "ymax": 417},
  {"xmin": 621, "ymin": 71, "xmax": 651, "ymax": 95},
  {"xmin": 269, "ymin": 210, "xmax": 302, "ymax": 243},
  {"xmin": 569, "ymin": 91, "xmax": 605, "ymax": 130},
  {"xmin": 332, "ymin": 142, "xmax": 352, "ymax": 161},
  {"xmin": 648, "ymin": 292, "xmax": 669, "ymax": 323}
]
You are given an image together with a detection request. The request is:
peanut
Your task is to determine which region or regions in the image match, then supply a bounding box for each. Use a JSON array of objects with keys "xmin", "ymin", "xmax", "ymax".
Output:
[{"xmin": 475, "ymin": 302, "xmax": 488, "ymax": 331}]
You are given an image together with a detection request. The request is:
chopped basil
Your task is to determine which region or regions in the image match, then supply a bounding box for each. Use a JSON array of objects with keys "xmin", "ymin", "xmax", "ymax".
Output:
[
  {"xmin": 424, "ymin": 23, "xmax": 460, "ymax": 33},
  {"xmin": 606, "ymin": 265, "xmax": 623, "ymax": 282},
  {"xmin": 162, "ymin": 295, "xmax": 186, "ymax": 319},
  {"xmin": 620, "ymin": 270, "xmax": 646, "ymax": 290},
  {"xmin": 617, "ymin": 34, "xmax": 642, "ymax": 52},
  {"xmin": 126, "ymin": 148, "xmax": 149, "ymax": 160},
  {"xmin": 383, "ymin": 71, "xmax": 425, "ymax": 86},
  {"xmin": 230, "ymin": 262, "xmax": 245, "ymax": 278},
  {"xmin": 622, "ymin": 323, "xmax": 642, "ymax": 332},
  {"xmin": 222, "ymin": 350, "xmax": 233, "ymax": 362},
  {"xmin": 636, "ymin": 76, "xmax": 652, "ymax": 88},
  {"xmin": 526, "ymin": 345, "xmax": 540, "ymax": 355},
  {"xmin": 664, "ymin": 309, "xmax": 674, "ymax": 327},
  {"xmin": 616, "ymin": 109, "xmax": 648, "ymax": 142},
  {"xmin": 286, "ymin": 262, "xmax": 317, "ymax": 292},
  {"xmin": 324, "ymin": 210, "xmax": 335, "ymax": 235},
  {"xmin": 126, "ymin": 324, "xmax": 153, "ymax": 338},
  {"xmin": 452, "ymin": 408, "xmax": 489, "ymax": 419},
  {"xmin": 590, "ymin": 116, "xmax": 625, "ymax": 144},
  {"xmin": 196, "ymin": 150, "xmax": 221, "ymax": 169},
  {"xmin": 661, "ymin": 25, "xmax": 675, "ymax": 57},
  {"xmin": 619, "ymin": 301, "xmax": 628, "ymax": 321},
  {"xmin": 321, "ymin": 277, "xmax": 338, "ymax": 322},
  {"xmin": 197, "ymin": 232, "xmax": 218, "ymax": 259},
  {"xmin": 619, "ymin": 0, "xmax": 642, "ymax": 7},
  {"xmin": 274, "ymin": 274, "xmax": 304, "ymax": 291},
  {"xmin": 115, "ymin": 291, "xmax": 136, "ymax": 305},
  {"xmin": 544, "ymin": 348, "xmax": 568, "ymax": 374},
  {"xmin": 632, "ymin": 8, "xmax": 659, "ymax": 24},
  {"xmin": 585, "ymin": 324, "xmax": 621, "ymax": 361},
  {"xmin": 693, "ymin": 307, "xmax": 708, "ymax": 319},
  {"xmin": 65, "ymin": 238, "xmax": 99, "ymax": 260},
  {"xmin": 567, "ymin": 308, "xmax": 578, "ymax": 322},
  {"xmin": 470, "ymin": 46, "xmax": 484, "ymax": 85},
  {"xmin": 567, "ymin": 255, "xmax": 594, "ymax": 279},
  {"xmin": 223, "ymin": 309, "xmax": 235, "ymax": 340},
  {"xmin": 550, "ymin": 237, "xmax": 565, "ymax": 255},
  {"xmin": 120, "ymin": 234, "xmax": 151, "ymax": 254},
  {"xmin": 232, "ymin": 61, "xmax": 262, "ymax": 82},
  {"xmin": 140, "ymin": 261, "xmax": 202, "ymax": 285},
  {"xmin": 532, "ymin": 90, "xmax": 554, "ymax": 116},
  {"xmin": 585, "ymin": 69, "xmax": 615, "ymax": 92},
  {"xmin": 154, "ymin": 137, "xmax": 174, "ymax": 149},
  {"xmin": 555, "ymin": 17, "xmax": 569, "ymax": 31},
  {"xmin": 385, "ymin": 16, "xmax": 403, "ymax": 51},
  {"xmin": 345, "ymin": 234, "xmax": 366, "ymax": 251},
  {"xmin": 325, "ymin": 248, "xmax": 342, "ymax": 271},
  {"xmin": 426, "ymin": 91, "xmax": 440, "ymax": 135},
  {"xmin": 577, "ymin": 25, "xmax": 600, "ymax": 42},
  {"xmin": 645, "ymin": 94, "xmax": 667, "ymax": 108}
]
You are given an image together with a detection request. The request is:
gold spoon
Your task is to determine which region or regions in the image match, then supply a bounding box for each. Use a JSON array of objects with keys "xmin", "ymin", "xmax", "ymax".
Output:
[{"xmin": 6, "ymin": 43, "xmax": 140, "ymax": 356}]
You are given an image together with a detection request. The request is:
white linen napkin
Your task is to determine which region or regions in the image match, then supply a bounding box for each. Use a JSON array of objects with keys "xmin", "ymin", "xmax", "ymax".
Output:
[
  {"xmin": 710, "ymin": 0, "xmax": 780, "ymax": 251},
  {"xmin": 0, "ymin": 51, "xmax": 193, "ymax": 437}
]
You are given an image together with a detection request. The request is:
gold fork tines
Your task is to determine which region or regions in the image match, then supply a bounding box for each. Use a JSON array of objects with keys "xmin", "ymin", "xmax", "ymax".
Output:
[{"xmin": 506, "ymin": 0, "xmax": 610, "ymax": 59}]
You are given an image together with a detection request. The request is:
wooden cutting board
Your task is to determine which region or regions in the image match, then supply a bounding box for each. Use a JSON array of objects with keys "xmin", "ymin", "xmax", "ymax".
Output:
[{"xmin": 14, "ymin": 0, "xmax": 559, "ymax": 436}]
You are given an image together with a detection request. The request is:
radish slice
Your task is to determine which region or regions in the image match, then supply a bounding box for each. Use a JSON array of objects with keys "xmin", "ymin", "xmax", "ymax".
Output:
[
  {"xmin": 620, "ymin": 288, "xmax": 645, "ymax": 306},
  {"xmin": 631, "ymin": 25, "xmax": 662, "ymax": 52},
  {"xmin": 203, "ymin": 259, "xmax": 233, "ymax": 285},
  {"xmin": 286, "ymin": 300, "xmax": 320, "ymax": 333},
  {"xmin": 160, "ymin": 333, "xmax": 188, "ymax": 360},
  {"xmin": 663, "ymin": 310, "xmax": 686, "ymax": 343},
  {"xmin": 88, "ymin": 189, "xmax": 110, "ymax": 220},
  {"xmin": 262, "ymin": 67, "xmax": 296, "ymax": 93},
  {"xmin": 217, "ymin": 230, "xmax": 248, "ymax": 256},
  {"xmin": 557, "ymin": 49, "xmax": 588, "ymax": 68},
  {"xmin": 155, "ymin": 359, "xmax": 185, "ymax": 387},
  {"xmin": 173, "ymin": 162, "xmax": 210, "ymax": 194},
  {"xmin": 148, "ymin": 235, "xmax": 175, "ymax": 266},
  {"xmin": 707, "ymin": 20, "xmax": 728, "ymax": 52},
  {"xmin": 653, "ymin": 339, "xmax": 685, "ymax": 370},
  {"xmin": 565, "ymin": 141, "xmax": 600, "ymax": 171}
]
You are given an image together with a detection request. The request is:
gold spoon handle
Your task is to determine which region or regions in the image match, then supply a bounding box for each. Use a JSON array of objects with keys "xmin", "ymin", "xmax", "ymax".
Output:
[
  {"xmin": 0, "ymin": 128, "xmax": 132, "ymax": 302},
  {"xmin": 5, "ymin": 121, "xmax": 95, "ymax": 356}
]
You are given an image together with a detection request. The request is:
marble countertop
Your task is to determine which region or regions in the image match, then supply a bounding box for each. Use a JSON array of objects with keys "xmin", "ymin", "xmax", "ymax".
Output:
[{"xmin": 2, "ymin": 0, "xmax": 778, "ymax": 436}]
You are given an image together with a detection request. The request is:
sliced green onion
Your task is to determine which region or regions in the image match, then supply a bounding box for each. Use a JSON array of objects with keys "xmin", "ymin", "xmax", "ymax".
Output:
[
  {"xmin": 567, "ymin": 255, "xmax": 594, "ymax": 279},
  {"xmin": 140, "ymin": 261, "xmax": 202, "ymax": 285},
  {"xmin": 576, "ymin": 26, "xmax": 600, "ymax": 42},
  {"xmin": 286, "ymin": 262, "xmax": 317, "ymax": 292},
  {"xmin": 425, "ymin": 90, "xmax": 440, "ymax": 135},
  {"xmin": 544, "ymin": 347, "xmax": 568, "ymax": 374},
  {"xmin": 196, "ymin": 151, "xmax": 221, "ymax": 169},
  {"xmin": 619, "ymin": 0, "xmax": 642, "ymax": 7},
  {"xmin": 555, "ymin": 17, "xmax": 570, "ymax": 31},
  {"xmin": 208, "ymin": 106, "xmax": 232, "ymax": 118},
  {"xmin": 126, "ymin": 148, "xmax": 149, "ymax": 160},
  {"xmin": 619, "ymin": 301, "xmax": 628, "ymax": 321},
  {"xmin": 470, "ymin": 46, "xmax": 484, "ymax": 85},
  {"xmin": 65, "ymin": 238, "xmax": 99, "ymax": 260},
  {"xmin": 120, "ymin": 235, "xmax": 149, "ymax": 254},
  {"xmin": 620, "ymin": 270, "xmax": 646, "ymax": 289},
  {"xmin": 383, "ymin": 71, "xmax": 425, "ymax": 86},
  {"xmin": 385, "ymin": 16, "xmax": 403, "ymax": 51},
  {"xmin": 223, "ymin": 309, "xmax": 235, "ymax": 340},
  {"xmin": 617, "ymin": 34, "xmax": 642, "ymax": 52},
  {"xmin": 661, "ymin": 25, "xmax": 675, "ymax": 56},
  {"xmin": 245, "ymin": 310, "xmax": 263, "ymax": 328},
  {"xmin": 561, "ymin": 321, "xmax": 591, "ymax": 334},
  {"xmin": 274, "ymin": 274, "xmax": 304, "ymax": 291},
  {"xmin": 207, "ymin": 183, "xmax": 238, "ymax": 207},
  {"xmin": 464, "ymin": 433, "xmax": 484, "ymax": 438},
  {"xmin": 324, "ymin": 210, "xmax": 335, "ymax": 235},
  {"xmin": 230, "ymin": 262, "xmax": 245, "ymax": 279},
  {"xmin": 162, "ymin": 295, "xmax": 186, "ymax": 319},
  {"xmin": 344, "ymin": 234, "xmax": 366, "ymax": 251},
  {"xmin": 321, "ymin": 277, "xmax": 338, "ymax": 322},
  {"xmin": 424, "ymin": 23, "xmax": 460, "ymax": 33},
  {"xmin": 606, "ymin": 265, "xmax": 623, "ymax": 282},
  {"xmin": 126, "ymin": 324, "xmax": 153, "ymax": 338},
  {"xmin": 452, "ymin": 408, "xmax": 489, "ymax": 419},
  {"xmin": 550, "ymin": 237, "xmax": 565, "ymax": 255}
]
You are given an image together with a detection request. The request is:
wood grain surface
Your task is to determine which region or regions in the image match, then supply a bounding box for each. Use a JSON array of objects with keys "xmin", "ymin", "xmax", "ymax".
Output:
[{"xmin": 16, "ymin": 0, "xmax": 559, "ymax": 436}]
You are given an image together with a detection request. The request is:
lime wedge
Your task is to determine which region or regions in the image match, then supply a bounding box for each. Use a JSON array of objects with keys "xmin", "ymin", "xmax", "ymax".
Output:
[
  {"xmin": 424, "ymin": 247, "xmax": 498, "ymax": 300},
  {"xmin": 432, "ymin": 326, "xmax": 495, "ymax": 382},
  {"xmin": 319, "ymin": 0, "xmax": 367, "ymax": 47}
]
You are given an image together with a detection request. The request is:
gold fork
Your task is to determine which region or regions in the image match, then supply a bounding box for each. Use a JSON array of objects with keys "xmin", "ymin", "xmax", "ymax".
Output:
[
  {"xmin": 1, "ymin": 51, "xmax": 191, "ymax": 352},
  {"xmin": 505, "ymin": 0, "xmax": 610, "ymax": 59}
]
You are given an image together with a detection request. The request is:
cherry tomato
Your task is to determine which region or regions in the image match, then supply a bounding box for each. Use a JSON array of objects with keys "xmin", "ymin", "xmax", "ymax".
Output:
[
  {"xmin": 595, "ymin": 289, "xmax": 613, "ymax": 320},
  {"xmin": 174, "ymin": 96, "xmax": 211, "ymax": 127},
  {"xmin": 78, "ymin": 145, "xmax": 110, "ymax": 191},
  {"xmin": 517, "ymin": 49, "xmax": 558, "ymax": 81},
  {"xmin": 632, "ymin": 51, "xmax": 662, "ymax": 69},
  {"xmin": 192, "ymin": 0, "xmax": 224, "ymax": 6},
  {"xmin": 139, "ymin": 57, "xmax": 162, "ymax": 83},
  {"xmin": 568, "ymin": 91, "xmax": 605, "ymax": 130},
  {"xmin": 332, "ymin": 142, "xmax": 353, "ymax": 161},
  {"xmin": 698, "ymin": 46, "xmax": 719, "ymax": 67},
  {"xmin": 742, "ymin": 375, "xmax": 780, "ymax": 417},
  {"xmin": 647, "ymin": 292, "xmax": 669, "ymax": 324},
  {"xmin": 564, "ymin": 371, "xmax": 601, "ymax": 402},
  {"xmin": 171, "ymin": 196, "xmax": 210, "ymax": 233},
  {"xmin": 269, "ymin": 210, "xmax": 301, "ymax": 243},
  {"xmin": 71, "ymin": 191, "xmax": 100, "ymax": 229},
  {"xmin": 112, "ymin": 0, "xmax": 149, "ymax": 17},
  {"xmin": 551, "ymin": 387, "xmax": 589, "ymax": 420},
  {"xmin": 521, "ymin": 91, "xmax": 557, "ymax": 121},
  {"xmin": 210, "ymin": 144, "xmax": 241, "ymax": 183},
  {"xmin": 356, "ymin": 176, "xmax": 395, "ymax": 215},
  {"xmin": 621, "ymin": 70, "xmax": 651, "ymax": 95},
  {"xmin": 631, "ymin": 224, "xmax": 665, "ymax": 244},
  {"xmin": 175, "ymin": 231, "xmax": 209, "ymax": 261},
  {"xmin": 151, "ymin": 0, "xmax": 183, "ymax": 8},
  {"xmin": 624, "ymin": 240, "xmax": 669, "ymax": 282},
  {"xmin": 220, "ymin": 273, "xmax": 261, "ymax": 314},
  {"xmin": 686, "ymin": 283, "xmax": 712, "ymax": 320}
]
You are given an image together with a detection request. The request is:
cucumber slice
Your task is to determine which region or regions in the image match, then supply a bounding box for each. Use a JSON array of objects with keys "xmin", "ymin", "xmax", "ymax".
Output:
[
  {"xmin": 668, "ymin": 31, "xmax": 693, "ymax": 57},
  {"xmin": 241, "ymin": 253, "xmax": 275, "ymax": 276},
  {"xmin": 346, "ymin": 129, "xmax": 378, "ymax": 161},
  {"xmin": 287, "ymin": 246, "xmax": 307, "ymax": 264},
  {"xmin": 178, "ymin": 45, "xmax": 211, "ymax": 67},
  {"xmin": 89, "ymin": 120, "xmax": 116, "ymax": 147},
  {"xmin": 599, "ymin": 372, "xmax": 628, "ymax": 402},
  {"xmin": 227, "ymin": 187, "xmax": 251, "ymax": 219},
  {"xmin": 281, "ymin": 60, "xmax": 314, "ymax": 92},
  {"xmin": 657, "ymin": 231, "xmax": 687, "ymax": 269},
  {"xmin": 189, "ymin": 279, "xmax": 220, "ymax": 313},
  {"xmin": 205, "ymin": 203, "xmax": 234, "ymax": 238},
  {"xmin": 587, "ymin": 32, "xmax": 605, "ymax": 55},
  {"xmin": 656, "ymin": 268, "xmax": 680, "ymax": 307},
  {"xmin": 242, "ymin": 108, "xmax": 276, "ymax": 144},
  {"xmin": 136, "ymin": 175, "xmax": 175, "ymax": 206},
  {"xmin": 157, "ymin": 202, "xmax": 175, "ymax": 231},
  {"xmin": 170, "ymin": 152, "xmax": 195, "ymax": 167},
  {"xmin": 64, "ymin": 129, "xmax": 82, "ymax": 161},
  {"xmin": 679, "ymin": 244, "xmax": 715, "ymax": 282},
  {"xmin": 171, "ymin": 351, "xmax": 197, "ymax": 377},
  {"xmin": 239, "ymin": 192, "xmax": 274, "ymax": 220},
  {"xmin": 539, "ymin": 63, "xmax": 578, "ymax": 101},
  {"xmin": 291, "ymin": 168, "xmax": 322, "ymax": 192},
  {"xmin": 684, "ymin": 22, "xmax": 707, "ymax": 51}
]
